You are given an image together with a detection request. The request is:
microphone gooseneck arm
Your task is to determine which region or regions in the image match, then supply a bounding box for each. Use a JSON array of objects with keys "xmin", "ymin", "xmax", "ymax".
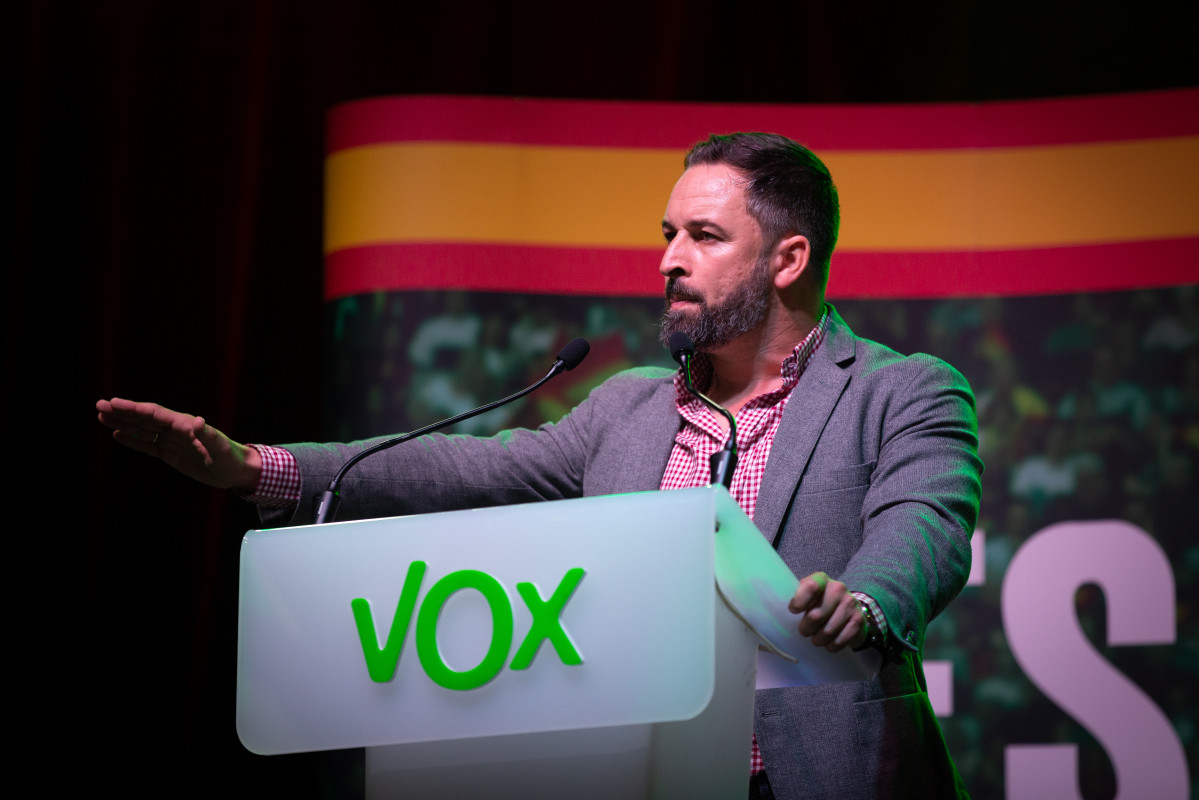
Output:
[
  {"xmin": 313, "ymin": 337, "xmax": 590, "ymax": 524},
  {"xmin": 667, "ymin": 332, "xmax": 738, "ymax": 490}
]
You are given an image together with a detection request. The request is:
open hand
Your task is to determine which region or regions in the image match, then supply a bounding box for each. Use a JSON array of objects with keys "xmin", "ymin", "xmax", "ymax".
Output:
[{"xmin": 96, "ymin": 397, "xmax": 261, "ymax": 491}]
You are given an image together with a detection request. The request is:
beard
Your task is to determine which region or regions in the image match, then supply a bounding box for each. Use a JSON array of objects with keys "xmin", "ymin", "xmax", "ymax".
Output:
[{"xmin": 658, "ymin": 255, "xmax": 772, "ymax": 352}]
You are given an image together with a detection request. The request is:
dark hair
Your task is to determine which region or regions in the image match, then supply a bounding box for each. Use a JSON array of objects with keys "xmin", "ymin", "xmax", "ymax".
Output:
[{"xmin": 684, "ymin": 132, "xmax": 839, "ymax": 285}]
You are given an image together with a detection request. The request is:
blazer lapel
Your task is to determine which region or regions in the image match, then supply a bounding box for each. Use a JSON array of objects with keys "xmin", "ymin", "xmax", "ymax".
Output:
[
  {"xmin": 619, "ymin": 377, "xmax": 683, "ymax": 493},
  {"xmin": 754, "ymin": 309, "xmax": 856, "ymax": 544}
]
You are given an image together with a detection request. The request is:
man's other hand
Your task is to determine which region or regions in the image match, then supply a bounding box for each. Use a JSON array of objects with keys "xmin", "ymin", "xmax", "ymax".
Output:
[
  {"xmin": 96, "ymin": 397, "xmax": 261, "ymax": 492},
  {"xmin": 789, "ymin": 571, "xmax": 868, "ymax": 653}
]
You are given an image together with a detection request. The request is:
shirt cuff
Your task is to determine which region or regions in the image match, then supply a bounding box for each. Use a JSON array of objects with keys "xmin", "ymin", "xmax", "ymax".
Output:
[
  {"xmin": 852, "ymin": 591, "xmax": 890, "ymax": 647},
  {"xmin": 240, "ymin": 443, "xmax": 301, "ymax": 508}
]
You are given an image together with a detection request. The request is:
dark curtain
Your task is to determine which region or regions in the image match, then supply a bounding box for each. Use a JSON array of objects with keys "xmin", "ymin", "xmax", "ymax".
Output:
[{"xmin": 11, "ymin": 1, "xmax": 1194, "ymax": 795}]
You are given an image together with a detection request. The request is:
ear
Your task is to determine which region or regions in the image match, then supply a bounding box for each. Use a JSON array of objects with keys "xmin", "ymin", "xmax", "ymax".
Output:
[{"xmin": 771, "ymin": 234, "xmax": 812, "ymax": 291}]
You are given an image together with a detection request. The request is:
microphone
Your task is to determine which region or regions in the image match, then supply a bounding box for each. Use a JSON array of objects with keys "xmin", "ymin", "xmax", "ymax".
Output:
[
  {"xmin": 667, "ymin": 332, "xmax": 738, "ymax": 490},
  {"xmin": 667, "ymin": 331, "xmax": 693, "ymax": 366},
  {"xmin": 314, "ymin": 337, "xmax": 591, "ymax": 524},
  {"xmin": 553, "ymin": 337, "xmax": 590, "ymax": 373}
]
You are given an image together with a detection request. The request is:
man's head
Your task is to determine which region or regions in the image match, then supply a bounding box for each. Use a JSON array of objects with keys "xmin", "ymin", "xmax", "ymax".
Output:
[
  {"xmin": 658, "ymin": 133, "xmax": 838, "ymax": 353},
  {"xmin": 683, "ymin": 132, "xmax": 839, "ymax": 287}
]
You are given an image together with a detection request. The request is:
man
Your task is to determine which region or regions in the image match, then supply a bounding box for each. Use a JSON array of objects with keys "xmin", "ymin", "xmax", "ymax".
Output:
[{"xmin": 99, "ymin": 133, "xmax": 981, "ymax": 798}]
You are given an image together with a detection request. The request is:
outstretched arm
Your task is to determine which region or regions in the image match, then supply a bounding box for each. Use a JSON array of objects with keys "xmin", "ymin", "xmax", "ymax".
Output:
[{"xmin": 96, "ymin": 397, "xmax": 261, "ymax": 491}]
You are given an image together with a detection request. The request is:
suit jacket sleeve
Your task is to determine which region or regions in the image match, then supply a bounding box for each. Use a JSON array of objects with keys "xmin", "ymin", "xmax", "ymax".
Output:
[
  {"xmin": 258, "ymin": 366, "xmax": 678, "ymax": 528},
  {"xmin": 837, "ymin": 353, "xmax": 982, "ymax": 654}
]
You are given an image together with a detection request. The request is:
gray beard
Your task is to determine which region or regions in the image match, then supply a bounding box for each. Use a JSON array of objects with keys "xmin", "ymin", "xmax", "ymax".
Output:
[{"xmin": 658, "ymin": 257, "xmax": 771, "ymax": 352}]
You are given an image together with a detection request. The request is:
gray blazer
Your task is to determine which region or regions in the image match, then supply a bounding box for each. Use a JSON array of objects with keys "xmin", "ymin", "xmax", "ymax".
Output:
[{"xmin": 267, "ymin": 307, "xmax": 981, "ymax": 799}]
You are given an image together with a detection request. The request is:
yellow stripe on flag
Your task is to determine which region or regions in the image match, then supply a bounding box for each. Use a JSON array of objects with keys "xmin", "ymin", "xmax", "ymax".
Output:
[
  {"xmin": 325, "ymin": 143, "xmax": 681, "ymax": 253},
  {"xmin": 326, "ymin": 137, "xmax": 1199, "ymax": 253}
]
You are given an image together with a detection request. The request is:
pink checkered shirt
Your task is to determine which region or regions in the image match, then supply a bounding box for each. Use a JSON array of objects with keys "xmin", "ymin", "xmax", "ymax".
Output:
[
  {"xmin": 243, "ymin": 443, "xmax": 301, "ymax": 507},
  {"xmin": 659, "ymin": 309, "xmax": 828, "ymax": 776}
]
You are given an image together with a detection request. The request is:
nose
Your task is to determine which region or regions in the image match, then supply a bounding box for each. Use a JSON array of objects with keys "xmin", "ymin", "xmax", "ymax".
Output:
[{"xmin": 659, "ymin": 235, "xmax": 689, "ymax": 279}]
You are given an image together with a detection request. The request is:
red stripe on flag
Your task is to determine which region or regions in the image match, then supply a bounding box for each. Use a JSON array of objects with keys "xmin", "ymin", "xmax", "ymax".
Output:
[
  {"xmin": 327, "ymin": 90, "xmax": 1199, "ymax": 154},
  {"xmin": 827, "ymin": 240, "xmax": 1199, "ymax": 298},
  {"xmin": 325, "ymin": 239, "xmax": 1199, "ymax": 301},
  {"xmin": 325, "ymin": 244, "xmax": 664, "ymax": 299}
]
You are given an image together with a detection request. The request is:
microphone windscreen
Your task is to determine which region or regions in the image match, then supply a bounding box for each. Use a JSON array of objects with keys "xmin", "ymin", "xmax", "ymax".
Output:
[
  {"xmin": 667, "ymin": 332, "xmax": 694, "ymax": 366},
  {"xmin": 555, "ymin": 338, "xmax": 591, "ymax": 371}
]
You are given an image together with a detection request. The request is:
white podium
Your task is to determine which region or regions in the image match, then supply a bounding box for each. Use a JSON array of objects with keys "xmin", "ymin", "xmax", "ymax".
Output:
[{"xmin": 236, "ymin": 487, "xmax": 877, "ymax": 799}]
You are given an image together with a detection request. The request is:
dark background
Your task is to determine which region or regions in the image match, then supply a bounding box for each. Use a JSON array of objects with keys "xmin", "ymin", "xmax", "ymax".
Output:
[{"xmin": 11, "ymin": 1, "xmax": 1195, "ymax": 796}]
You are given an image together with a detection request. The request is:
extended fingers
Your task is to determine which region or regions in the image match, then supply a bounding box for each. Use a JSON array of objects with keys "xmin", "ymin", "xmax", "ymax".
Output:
[
  {"xmin": 110, "ymin": 420, "xmax": 184, "ymax": 457},
  {"xmin": 98, "ymin": 398, "xmax": 141, "ymax": 432},
  {"xmin": 99, "ymin": 398, "xmax": 207, "ymax": 462},
  {"xmin": 98, "ymin": 398, "xmax": 164, "ymax": 433},
  {"xmin": 111, "ymin": 428, "xmax": 164, "ymax": 457},
  {"xmin": 98, "ymin": 398, "xmax": 197, "ymax": 437}
]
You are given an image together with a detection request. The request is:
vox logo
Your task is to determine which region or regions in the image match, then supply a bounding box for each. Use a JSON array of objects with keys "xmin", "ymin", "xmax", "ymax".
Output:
[{"xmin": 351, "ymin": 561, "xmax": 586, "ymax": 691}]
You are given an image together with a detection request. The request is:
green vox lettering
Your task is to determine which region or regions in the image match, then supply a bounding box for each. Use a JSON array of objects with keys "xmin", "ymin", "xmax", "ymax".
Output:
[
  {"xmin": 351, "ymin": 564, "xmax": 586, "ymax": 690},
  {"xmin": 510, "ymin": 567, "xmax": 585, "ymax": 669},
  {"xmin": 416, "ymin": 568, "xmax": 513, "ymax": 691},
  {"xmin": 351, "ymin": 560, "xmax": 427, "ymax": 682}
]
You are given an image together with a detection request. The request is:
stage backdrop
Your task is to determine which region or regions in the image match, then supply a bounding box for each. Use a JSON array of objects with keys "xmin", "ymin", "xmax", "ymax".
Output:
[{"xmin": 321, "ymin": 91, "xmax": 1198, "ymax": 799}]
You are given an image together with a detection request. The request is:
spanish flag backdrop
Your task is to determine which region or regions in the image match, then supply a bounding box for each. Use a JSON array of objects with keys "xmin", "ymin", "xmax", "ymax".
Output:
[
  {"xmin": 324, "ymin": 89, "xmax": 1197, "ymax": 300},
  {"xmin": 321, "ymin": 90, "xmax": 1198, "ymax": 799}
]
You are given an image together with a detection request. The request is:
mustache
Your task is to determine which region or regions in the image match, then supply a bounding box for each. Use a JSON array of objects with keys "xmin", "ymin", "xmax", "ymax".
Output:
[{"xmin": 665, "ymin": 278, "xmax": 704, "ymax": 304}]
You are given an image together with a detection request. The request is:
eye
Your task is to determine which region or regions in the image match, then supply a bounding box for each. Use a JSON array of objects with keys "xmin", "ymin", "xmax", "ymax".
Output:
[{"xmin": 663, "ymin": 229, "xmax": 677, "ymax": 243}]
